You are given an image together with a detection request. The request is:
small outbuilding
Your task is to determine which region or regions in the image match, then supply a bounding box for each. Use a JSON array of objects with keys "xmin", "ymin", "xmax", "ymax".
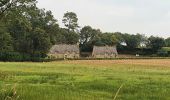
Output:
[
  {"xmin": 92, "ymin": 45, "xmax": 118, "ymax": 58},
  {"xmin": 49, "ymin": 44, "xmax": 80, "ymax": 59}
]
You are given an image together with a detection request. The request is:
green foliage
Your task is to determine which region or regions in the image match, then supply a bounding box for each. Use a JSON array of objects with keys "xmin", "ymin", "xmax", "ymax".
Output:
[
  {"xmin": 80, "ymin": 26, "xmax": 94, "ymax": 44},
  {"xmin": 57, "ymin": 28, "xmax": 79, "ymax": 44},
  {"xmin": 161, "ymin": 47, "xmax": 170, "ymax": 51},
  {"xmin": 157, "ymin": 47, "xmax": 170, "ymax": 57},
  {"xmin": 123, "ymin": 33, "xmax": 145, "ymax": 49},
  {"xmin": 0, "ymin": 0, "xmax": 37, "ymax": 20},
  {"xmin": 0, "ymin": 31, "xmax": 13, "ymax": 52},
  {"xmin": 62, "ymin": 12, "xmax": 79, "ymax": 32},
  {"xmin": 113, "ymin": 32, "xmax": 124, "ymax": 44},
  {"xmin": 0, "ymin": 0, "xmax": 60, "ymax": 61},
  {"xmin": 80, "ymin": 26, "xmax": 102, "ymax": 52},
  {"xmin": 27, "ymin": 28, "xmax": 52, "ymax": 55},
  {"xmin": 65, "ymin": 32, "xmax": 79, "ymax": 44},
  {"xmin": 0, "ymin": 52, "xmax": 23, "ymax": 61},
  {"xmin": 148, "ymin": 36, "xmax": 165, "ymax": 52},
  {"xmin": 97, "ymin": 33, "xmax": 118, "ymax": 46},
  {"xmin": 0, "ymin": 51, "xmax": 49, "ymax": 62},
  {"xmin": 165, "ymin": 37, "xmax": 170, "ymax": 47},
  {"xmin": 0, "ymin": 0, "xmax": 10, "ymax": 7},
  {"xmin": 157, "ymin": 50, "xmax": 168, "ymax": 57}
]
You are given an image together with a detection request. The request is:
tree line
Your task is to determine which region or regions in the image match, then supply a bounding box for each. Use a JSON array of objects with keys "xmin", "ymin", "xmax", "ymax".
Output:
[{"xmin": 0, "ymin": 0, "xmax": 170, "ymax": 61}]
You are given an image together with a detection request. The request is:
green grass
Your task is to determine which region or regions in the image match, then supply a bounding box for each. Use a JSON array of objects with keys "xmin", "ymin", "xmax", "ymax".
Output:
[
  {"xmin": 0, "ymin": 60, "xmax": 170, "ymax": 100},
  {"xmin": 162, "ymin": 47, "xmax": 170, "ymax": 51}
]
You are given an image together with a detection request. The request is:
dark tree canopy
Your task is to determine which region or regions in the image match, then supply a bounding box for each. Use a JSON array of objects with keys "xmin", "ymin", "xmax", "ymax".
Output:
[
  {"xmin": 165, "ymin": 37, "xmax": 170, "ymax": 47},
  {"xmin": 0, "ymin": 31, "xmax": 13, "ymax": 51},
  {"xmin": 148, "ymin": 36, "xmax": 166, "ymax": 52},
  {"xmin": 80, "ymin": 26, "xmax": 94, "ymax": 45},
  {"xmin": 122, "ymin": 33, "xmax": 145, "ymax": 49}
]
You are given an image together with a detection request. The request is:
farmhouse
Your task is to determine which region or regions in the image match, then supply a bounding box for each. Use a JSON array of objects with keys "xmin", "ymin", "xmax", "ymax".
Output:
[
  {"xmin": 92, "ymin": 45, "xmax": 118, "ymax": 58},
  {"xmin": 49, "ymin": 44, "xmax": 80, "ymax": 59}
]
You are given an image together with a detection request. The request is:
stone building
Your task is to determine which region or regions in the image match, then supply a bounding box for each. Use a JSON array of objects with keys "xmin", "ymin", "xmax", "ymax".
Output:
[
  {"xmin": 49, "ymin": 44, "xmax": 80, "ymax": 59},
  {"xmin": 92, "ymin": 45, "xmax": 118, "ymax": 58}
]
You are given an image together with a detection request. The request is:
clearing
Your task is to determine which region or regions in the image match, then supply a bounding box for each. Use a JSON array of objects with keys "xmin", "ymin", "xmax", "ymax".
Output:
[{"xmin": 0, "ymin": 59, "xmax": 170, "ymax": 100}]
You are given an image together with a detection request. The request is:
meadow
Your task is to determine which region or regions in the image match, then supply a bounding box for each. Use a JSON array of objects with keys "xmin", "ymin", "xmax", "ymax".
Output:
[{"xmin": 0, "ymin": 59, "xmax": 170, "ymax": 100}]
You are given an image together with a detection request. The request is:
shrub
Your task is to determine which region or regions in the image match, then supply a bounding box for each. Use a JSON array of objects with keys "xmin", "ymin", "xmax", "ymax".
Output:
[
  {"xmin": 157, "ymin": 50, "xmax": 168, "ymax": 57},
  {"xmin": 0, "ymin": 52, "xmax": 48, "ymax": 62},
  {"xmin": 0, "ymin": 52, "xmax": 23, "ymax": 61},
  {"xmin": 157, "ymin": 47, "xmax": 170, "ymax": 57}
]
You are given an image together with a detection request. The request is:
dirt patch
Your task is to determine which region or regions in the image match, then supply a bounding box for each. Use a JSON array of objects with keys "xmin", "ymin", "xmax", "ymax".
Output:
[{"xmin": 62, "ymin": 59, "xmax": 170, "ymax": 67}]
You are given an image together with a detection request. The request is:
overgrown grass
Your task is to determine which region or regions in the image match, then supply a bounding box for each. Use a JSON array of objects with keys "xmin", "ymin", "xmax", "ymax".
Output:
[{"xmin": 0, "ymin": 60, "xmax": 170, "ymax": 100}]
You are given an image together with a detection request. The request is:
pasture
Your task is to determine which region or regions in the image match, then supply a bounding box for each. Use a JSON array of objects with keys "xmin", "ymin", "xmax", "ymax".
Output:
[{"xmin": 0, "ymin": 59, "xmax": 170, "ymax": 100}]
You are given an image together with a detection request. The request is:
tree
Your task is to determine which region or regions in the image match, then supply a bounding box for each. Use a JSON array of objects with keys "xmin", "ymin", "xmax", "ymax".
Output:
[
  {"xmin": 80, "ymin": 27, "xmax": 102, "ymax": 52},
  {"xmin": 59, "ymin": 28, "xmax": 79, "ymax": 44},
  {"xmin": 95, "ymin": 33, "xmax": 118, "ymax": 46},
  {"xmin": 0, "ymin": 31, "xmax": 13, "ymax": 51},
  {"xmin": 62, "ymin": 12, "xmax": 79, "ymax": 32},
  {"xmin": 148, "ymin": 36, "xmax": 165, "ymax": 52},
  {"xmin": 7, "ymin": 18, "xmax": 30, "ymax": 52},
  {"xmin": 0, "ymin": 0, "xmax": 63, "ymax": 61},
  {"xmin": 65, "ymin": 31, "xmax": 79, "ymax": 44},
  {"xmin": 113, "ymin": 32, "xmax": 124, "ymax": 44},
  {"xmin": 123, "ymin": 33, "xmax": 144, "ymax": 49},
  {"xmin": 3, "ymin": 1, "xmax": 59, "ymax": 57},
  {"xmin": 80, "ymin": 26, "xmax": 94, "ymax": 45},
  {"xmin": 27, "ymin": 28, "xmax": 52, "ymax": 55},
  {"xmin": 29, "ymin": 9, "xmax": 59, "ymax": 45},
  {"xmin": 0, "ymin": 0, "xmax": 37, "ymax": 20},
  {"xmin": 0, "ymin": 0, "xmax": 14, "ymax": 19},
  {"xmin": 165, "ymin": 37, "xmax": 170, "ymax": 47}
]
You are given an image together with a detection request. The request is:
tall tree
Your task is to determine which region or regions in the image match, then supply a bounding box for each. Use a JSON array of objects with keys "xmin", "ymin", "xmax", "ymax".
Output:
[
  {"xmin": 80, "ymin": 26, "xmax": 94, "ymax": 45},
  {"xmin": 26, "ymin": 28, "xmax": 52, "ymax": 55},
  {"xmin": 62, "ymin": 12, "xmax": 79, "ymax": 32},
  {"xmin": 80, "ymin": 26, "xmax": 102, "ymax": 52},
  {"xmin": 148, "ymin": 36, "xmax": 165, "ymax": 52},
  {"xmin": 5, "ymin": 1, "xmax": 59, "ymax": 55},
  {"xmin": 123, "ymin": 33, "xmax": 144, "ymax": 49},
  {"xmin": 0, "ymin": 31, "xmax": 13, "ymax": 51}
]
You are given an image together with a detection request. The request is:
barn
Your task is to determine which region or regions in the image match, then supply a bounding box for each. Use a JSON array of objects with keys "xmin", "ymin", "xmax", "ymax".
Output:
[
  {"xmin": 92, "ymin": 45, "xmax": 118, "ymax": 58},
  {"xmin": 49, "ymin": 44, "xmax": 80, "ymax": 59}
]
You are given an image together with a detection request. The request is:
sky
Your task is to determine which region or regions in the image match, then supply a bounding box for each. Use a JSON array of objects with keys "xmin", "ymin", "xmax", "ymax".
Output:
[{"xmin": 37, "ymin": 0, "xmax": 170, "ymax": 38}]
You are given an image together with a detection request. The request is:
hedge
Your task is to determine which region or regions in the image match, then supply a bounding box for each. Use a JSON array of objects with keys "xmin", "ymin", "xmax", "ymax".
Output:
[{"xmin": 0, "ymin": 52, "xmax": 48, "ymax": 62}]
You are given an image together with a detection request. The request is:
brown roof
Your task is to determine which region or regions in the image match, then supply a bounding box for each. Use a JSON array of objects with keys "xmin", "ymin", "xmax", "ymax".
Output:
[
  {"xmin": 92, "ymin": 45, "xmax": 118, "ymax": 55},
  {"xmin": 49, "ymin": 44, "xmax": 79, "ymax": 54}
]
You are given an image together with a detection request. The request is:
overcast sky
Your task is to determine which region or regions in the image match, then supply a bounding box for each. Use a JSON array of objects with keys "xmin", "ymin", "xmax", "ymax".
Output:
[{"xmin": 37, "ymin": 0, "xmax": 170, "ymax": 38}]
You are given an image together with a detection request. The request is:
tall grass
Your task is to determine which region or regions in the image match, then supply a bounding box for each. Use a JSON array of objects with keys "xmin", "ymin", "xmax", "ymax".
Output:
[
  {"xmin": 0, "ymin": 60, "xmax": 170, "ymax": 100},
  {"xmin": 0, "ymin": 84, "xmax": 19, "ymax": 100}
]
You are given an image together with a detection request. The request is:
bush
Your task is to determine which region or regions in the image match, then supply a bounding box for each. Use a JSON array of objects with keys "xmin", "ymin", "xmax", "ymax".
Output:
[
  {"xmin": 157, "ymin": 50, "xmax": 168, "ymax": 57},
  {"xmin": 118, "ymin": 46, "xmax": 153, "ymax": 55},
  {"xmin": 157, "ymin": 47, "xmax": 170, "ymax": 57},
  {"xmin": 0, "ymin": 52, "xmax": 23, "ymax": 61},
  {"xmin": 0, "ymin": 52, "xmax": 48, "ymax": 62}
]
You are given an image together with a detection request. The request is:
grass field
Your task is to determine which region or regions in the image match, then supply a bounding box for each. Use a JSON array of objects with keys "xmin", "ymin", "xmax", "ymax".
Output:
[{"xmin": 0, "ymin": 59, "xmax": 170, "ymax": 100}]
